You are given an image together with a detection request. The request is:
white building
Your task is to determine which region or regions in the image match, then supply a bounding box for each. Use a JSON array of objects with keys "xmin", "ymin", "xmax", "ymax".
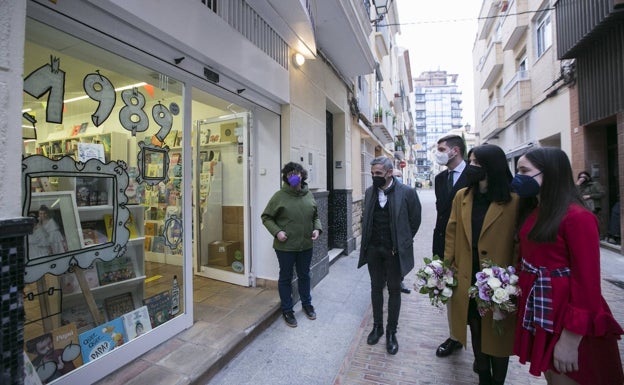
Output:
[{"xmin": 0, "ymin": 1, "xmax": 407, "ymax": 383}]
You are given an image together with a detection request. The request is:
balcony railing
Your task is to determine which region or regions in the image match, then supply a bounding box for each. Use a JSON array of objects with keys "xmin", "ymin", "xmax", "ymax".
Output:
[
  {"xmin": 501, "ymin": 0, "xmax": 529, "ymax": 51},
  {"xmin": 478, "ymin": 39, "xmax": 503, "ymax": 89},
  {"xmin": 503, "ymin": 71, "xmax": 532, "ymax": 122},
  {"xmin": 480, "ymin": 99, "xmax": 505, "ymax": 140}
]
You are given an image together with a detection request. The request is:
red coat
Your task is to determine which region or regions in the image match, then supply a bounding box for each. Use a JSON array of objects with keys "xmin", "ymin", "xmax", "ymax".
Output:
[{"xmin": 514, "ymin": 204, "xmax": 624, "ymax": 384}]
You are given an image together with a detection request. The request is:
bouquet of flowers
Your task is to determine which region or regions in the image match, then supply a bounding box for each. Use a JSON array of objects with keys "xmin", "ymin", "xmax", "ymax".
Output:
[
  {"xmin": 414, "ymin": 255, "xmax": 457, "ymax": 307},
  {"xmin": 468, "ymin": 260, "xmax": 520, "ymax": 334}
]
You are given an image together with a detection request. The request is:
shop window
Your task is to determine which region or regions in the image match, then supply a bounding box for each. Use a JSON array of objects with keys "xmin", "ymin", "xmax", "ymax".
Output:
[{"xmin": 21, "ymin": 19, "xmax": 185, "ymax": 382}]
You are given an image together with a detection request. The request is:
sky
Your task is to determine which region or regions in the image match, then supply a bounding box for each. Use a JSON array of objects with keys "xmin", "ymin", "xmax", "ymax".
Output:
[{"xmin": 394, "ymin": 0, "xmax": 482, "ymax": 128}]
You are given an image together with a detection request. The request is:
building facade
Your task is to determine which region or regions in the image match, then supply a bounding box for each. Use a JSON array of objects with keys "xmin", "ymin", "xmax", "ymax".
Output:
[
  {"xmin": 0, "ymin": 1, "xmax": 400, "ymax": 383},
  {"xmin": 473, "ymin": 0, "xmax": 572, "ymax": 167},
  {"xmin": 413, "ymin": 71, "xmax": 466, "ymax": 183},
  {"xmin": 348, "ymin": 0, "xmax": 414, "ymax": 247},
  {"xmin": 554, "ymin": 0, "xmax": 624, "ymax": 246}
]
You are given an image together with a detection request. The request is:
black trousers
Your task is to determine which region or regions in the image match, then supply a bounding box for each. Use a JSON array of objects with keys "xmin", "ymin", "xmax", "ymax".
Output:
[{"xmin": 366, "ymin": 244, "xmax": 402, "ymax": 332}]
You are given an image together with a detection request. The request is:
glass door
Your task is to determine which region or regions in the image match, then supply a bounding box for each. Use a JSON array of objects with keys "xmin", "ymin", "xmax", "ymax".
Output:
[{"xmin": 193, "ymin": 113, "xmax": 250, "ymax": 286}]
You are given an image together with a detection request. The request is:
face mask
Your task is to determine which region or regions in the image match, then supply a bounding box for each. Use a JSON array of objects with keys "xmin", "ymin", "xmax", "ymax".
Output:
[
  {"xmin": 511, "ymin": 173, "xmax": 542, "ymax": 197},
  {"xmin": 372, "ymin": 176, "xmax": 386, "ymax": 189},
  {"xmin": 435, "ymin": 151, "xmax": 450, "ymax": 166},
  {"xmin": 395, "ymin": 176, "xmax": 403, "ymax": 184},
  {"xmin": 464, "ymin": 165, "xmax": 486, "ymax": 184},
  {"xmin": 287, "ymin": 175, "xmax": 301, "ymax": 187}
]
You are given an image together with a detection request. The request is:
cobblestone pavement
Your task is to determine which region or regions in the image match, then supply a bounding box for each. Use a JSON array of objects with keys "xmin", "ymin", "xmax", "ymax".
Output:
[{"xmin": 333, "ymin": 188, "xmax": 624, "ymax": 385}]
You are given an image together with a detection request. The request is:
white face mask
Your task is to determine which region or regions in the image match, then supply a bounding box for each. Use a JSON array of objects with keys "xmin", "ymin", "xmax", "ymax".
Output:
[{"xmin": 435, "ymin": 151, "xmax": 450, "ymax": 166}]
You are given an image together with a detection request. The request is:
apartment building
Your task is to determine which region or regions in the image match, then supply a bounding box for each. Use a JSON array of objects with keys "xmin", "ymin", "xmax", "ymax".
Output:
[
  {"xmin": 473, "ymin": 0, "xmax": 572, "ymax": 167},
  {"xmin": 349, "ymin": 0, "xmax": 414, "ymax": 246},
  {"xmin": 413, "ymin": 71, "xmax": 469, "ymax": 183},
  {"xmin": 0, "ymin": 1, "xmax": 408, "ymax": 383}
]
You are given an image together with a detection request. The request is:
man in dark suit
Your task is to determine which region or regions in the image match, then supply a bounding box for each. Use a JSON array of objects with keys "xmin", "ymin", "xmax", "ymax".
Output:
[
  {"xmin": 359, "ymin": 156, "xmax": 422, "ymax": 355},
  {"xmin": 432, "ymin": 134, "xmax": 469, "ymax": 358}
]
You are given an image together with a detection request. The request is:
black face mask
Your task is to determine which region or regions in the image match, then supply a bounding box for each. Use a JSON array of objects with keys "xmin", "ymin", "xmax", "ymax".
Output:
[
  {"xmin": 372, "ymin": 176, "xmax": 386, "ymax": 189},
  {"xmin": 464, "ymin": 165, "xmax": 486, "ymax": 184}
]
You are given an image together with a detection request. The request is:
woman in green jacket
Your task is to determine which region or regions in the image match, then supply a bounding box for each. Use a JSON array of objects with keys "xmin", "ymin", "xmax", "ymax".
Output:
[
  {"xmin": 576, "ymin": 171, "xmax": 604, "ymax": 215},
  {"xmin": 261, "ymin": 162, "xmax": 322, "ymax": 328}
]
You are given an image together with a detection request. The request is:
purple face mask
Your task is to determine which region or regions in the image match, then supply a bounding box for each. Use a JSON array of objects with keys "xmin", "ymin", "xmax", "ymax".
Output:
[{"xmin": 287, "ymin": 175, "xmax": 301, "ymax": 187}]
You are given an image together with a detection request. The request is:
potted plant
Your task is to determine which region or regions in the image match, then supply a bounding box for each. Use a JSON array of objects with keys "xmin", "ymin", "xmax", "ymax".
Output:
[{"xmin": 373, "ymin": 107, "xmax": 383, "ymax": 123}]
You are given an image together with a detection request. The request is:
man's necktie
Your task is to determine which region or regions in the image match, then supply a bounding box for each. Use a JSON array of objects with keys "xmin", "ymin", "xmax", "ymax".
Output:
[{"xmin": 447, "ymin": 170, "xmax": 454, "ymax": 193}]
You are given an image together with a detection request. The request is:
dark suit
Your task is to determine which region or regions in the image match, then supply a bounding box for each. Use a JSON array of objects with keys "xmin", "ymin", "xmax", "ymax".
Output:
[{"xmin": 432, "ymin": 161, "xmax": 468, "ymax": 259}]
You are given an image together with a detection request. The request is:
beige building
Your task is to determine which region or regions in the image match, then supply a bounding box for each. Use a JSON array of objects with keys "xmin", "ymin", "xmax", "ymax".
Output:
[{"xmin": 473, "ymin": 0, "xmax": 573, "ymax": 164}]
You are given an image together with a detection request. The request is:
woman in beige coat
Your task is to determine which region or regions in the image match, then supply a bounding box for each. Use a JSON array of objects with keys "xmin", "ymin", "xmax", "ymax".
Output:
[{"xmin": 445, "ymin": 144, "xmax": 519, "ymax": 385}]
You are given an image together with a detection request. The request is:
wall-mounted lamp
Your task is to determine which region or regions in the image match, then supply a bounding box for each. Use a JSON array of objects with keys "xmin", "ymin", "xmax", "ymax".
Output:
[
  {"xmin": 371, "ymin": 0, "xmax": 390, "ymax": 24},
  {"xmin": 292, "ymin": 53, "xmax": 305, "ymax": 68}
]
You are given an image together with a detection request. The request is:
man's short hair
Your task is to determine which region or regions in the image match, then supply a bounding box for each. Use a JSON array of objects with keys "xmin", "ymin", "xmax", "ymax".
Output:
[
  {"xmin": 437, "ymin": 134, "xmax": 466, "ymax": 158},
  {"xmin": 370, "ymin": 156, "xmax": 393, "ymax": 170}
]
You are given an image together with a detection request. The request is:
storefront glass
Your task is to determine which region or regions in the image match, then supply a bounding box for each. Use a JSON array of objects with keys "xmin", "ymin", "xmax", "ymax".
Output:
[
  {"xmin": 191, "ymin": 92, "xmax": 250, "ymax": 285},
  {"xmin": 21, "ymin": 19, "xmax": 187, "ymax": 382}
]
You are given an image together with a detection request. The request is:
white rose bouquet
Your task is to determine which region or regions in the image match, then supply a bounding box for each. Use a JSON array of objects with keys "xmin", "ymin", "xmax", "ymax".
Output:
[
  {"xmin": 414, "ymin": 255, "xmax": 457, "ymax": 307},
  {"xmin": 468, "ymin": 259, "xmax": 520, "ymax": 334}
]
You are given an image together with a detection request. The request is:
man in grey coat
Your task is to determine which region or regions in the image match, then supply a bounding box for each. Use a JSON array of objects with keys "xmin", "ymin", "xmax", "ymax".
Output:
[{"xmin": 358, "ymin": 156, "xmax": 422, "ymax": 354}]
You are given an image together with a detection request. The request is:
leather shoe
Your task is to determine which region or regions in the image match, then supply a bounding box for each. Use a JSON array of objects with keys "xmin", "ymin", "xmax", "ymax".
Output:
[
  {"xmin": 367, "ymin": 325, "xmax": 384, "ymax": 345},
  {"xmin": 386, "ymin": 331, "xmax": 398, "ymax": 355},
  {"xmin": 436, "ymin": 338, "xmax": 462, "ymax": 357},
  {"xmin": 400, "ymin": 282, "xmax": 411, "ymax": 294}
]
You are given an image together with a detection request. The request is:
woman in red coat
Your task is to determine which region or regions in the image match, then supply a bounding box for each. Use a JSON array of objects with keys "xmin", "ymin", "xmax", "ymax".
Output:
[{"xmin": 512, "ymin": 147, "xmax": 623, "ymax": 385}]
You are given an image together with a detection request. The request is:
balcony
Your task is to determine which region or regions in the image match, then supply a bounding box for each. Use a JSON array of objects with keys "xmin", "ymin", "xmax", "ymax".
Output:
[
  {"xmin": 503, "ymin": 70, "xmax": 532, "ymax": 122},
  {"xmin": 501, "ymin": 0, "xmax": 529, "ymax": 50},
  {"xmin": 480, "ymin": 100, "xmax": 505, "ymax": 140},
  {"xmin": 307, "ymin": 0, "xmax": 376, "ymax": 77},
  {"xmin": 478, "ymin": 0, "xmax": 502, "ymax": 40},
  {"xmin": 374, "ymin": 24, "xmax": 391, "ymax": 59},
  {"xmin": 478, "ymin": 39, "xmax": 503, "ymax": 89}
]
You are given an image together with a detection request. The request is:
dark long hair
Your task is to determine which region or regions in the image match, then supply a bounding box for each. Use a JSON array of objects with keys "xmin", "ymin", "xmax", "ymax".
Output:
[
  {"xmin": 465, "ymin": 144, "xmax": 512, "ymax": 203},
  {"xmin": 518, "ymin": 147, "xmax": 585, "ymax": 242}
]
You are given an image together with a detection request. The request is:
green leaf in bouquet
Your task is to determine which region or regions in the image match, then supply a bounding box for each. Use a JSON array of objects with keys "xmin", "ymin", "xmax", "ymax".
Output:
[{"xmin": 423, "ymin": 257, "xmax": 432, "ymax": 264}]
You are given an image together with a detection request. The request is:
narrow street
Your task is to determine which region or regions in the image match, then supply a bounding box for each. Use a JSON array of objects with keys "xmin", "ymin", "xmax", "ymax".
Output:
[{"xmin": 207, "ymin": 188, "xmax": 624, "ymax": 385}]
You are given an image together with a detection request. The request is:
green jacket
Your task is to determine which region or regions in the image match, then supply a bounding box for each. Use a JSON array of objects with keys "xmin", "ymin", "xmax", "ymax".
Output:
[
  {"xmin": 261, "ymin": 183, "xmax": 322, "ymax": 251},
  {"xmin": 578, "ymin": 180, "xmax": 605, "ymax": 210}
]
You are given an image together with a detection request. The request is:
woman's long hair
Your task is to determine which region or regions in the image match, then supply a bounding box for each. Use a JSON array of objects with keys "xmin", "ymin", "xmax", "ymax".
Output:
[
  {"xmin": 465, "ymin": 144, "xmax": 513, "ymax": 203},
  {"xmin": 518, "ymin": 147, "xmax": 585, "ymax": 242}
]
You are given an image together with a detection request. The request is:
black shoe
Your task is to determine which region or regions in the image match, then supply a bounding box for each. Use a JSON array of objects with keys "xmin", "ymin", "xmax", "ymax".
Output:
[
  {"xmin": 367, "ymin": 325, "xmax": 384, "ymax": 345},
  {"xmin": 436, "ymin": 338, "xmax": 462, "ymax": 357},
  {"xmin": 283, "ymin": 311, "xmax": 297, "ymax": 328},
  {"xmin": 400, "ymin": 282, "xmax": 411, "ymax": 294},
  {"xmin": 386, "ymin": 331, "xmax": 399, "ymax": 355},
  {"xmin": 302, "ymin": 305, "xmax": 316, "ymax": 320}
]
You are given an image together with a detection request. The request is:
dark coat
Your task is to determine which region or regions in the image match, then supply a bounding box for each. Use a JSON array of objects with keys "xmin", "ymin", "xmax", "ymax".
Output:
[
  {"xmin": 432, "ymin": 161, "xmax": 469, "ymax": 258},
  {"xmin": 358, "ymin": 177, "xmax": 422, "ymax": 277}
]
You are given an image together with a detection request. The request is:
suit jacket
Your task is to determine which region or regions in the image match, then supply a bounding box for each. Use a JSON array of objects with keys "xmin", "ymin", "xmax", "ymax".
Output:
[
  {"xmin": 445, "ymin": 188, "xmax": 519, "ymax": 357},
  {"xmin": 432, "ymin": 161, "xmax": 469, "ymax": 258},
  {"xmin": 358, "ymin": 177, "xmax": 422, "ymax": 277}
]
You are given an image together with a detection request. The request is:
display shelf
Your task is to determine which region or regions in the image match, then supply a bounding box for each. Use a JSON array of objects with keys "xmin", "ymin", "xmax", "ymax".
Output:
[
  {"xmin": 61, "ymin": 202, "xmax": 146, "ymax": 322},
  {"xmin": 37, "ymin": 131, "xmax": 128, "ymax": 162}
]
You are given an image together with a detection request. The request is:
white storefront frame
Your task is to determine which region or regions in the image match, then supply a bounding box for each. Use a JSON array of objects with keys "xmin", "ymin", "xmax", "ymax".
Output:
[{"xmin": 24, "ymin": 2, "xmax": 284, "ymax": 383}]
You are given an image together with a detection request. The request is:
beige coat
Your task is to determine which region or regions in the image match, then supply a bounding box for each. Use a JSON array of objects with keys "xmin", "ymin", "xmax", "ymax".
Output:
[{"xmin": 445, "ymin": 188, "xmax": 519, "ymax": 357}]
